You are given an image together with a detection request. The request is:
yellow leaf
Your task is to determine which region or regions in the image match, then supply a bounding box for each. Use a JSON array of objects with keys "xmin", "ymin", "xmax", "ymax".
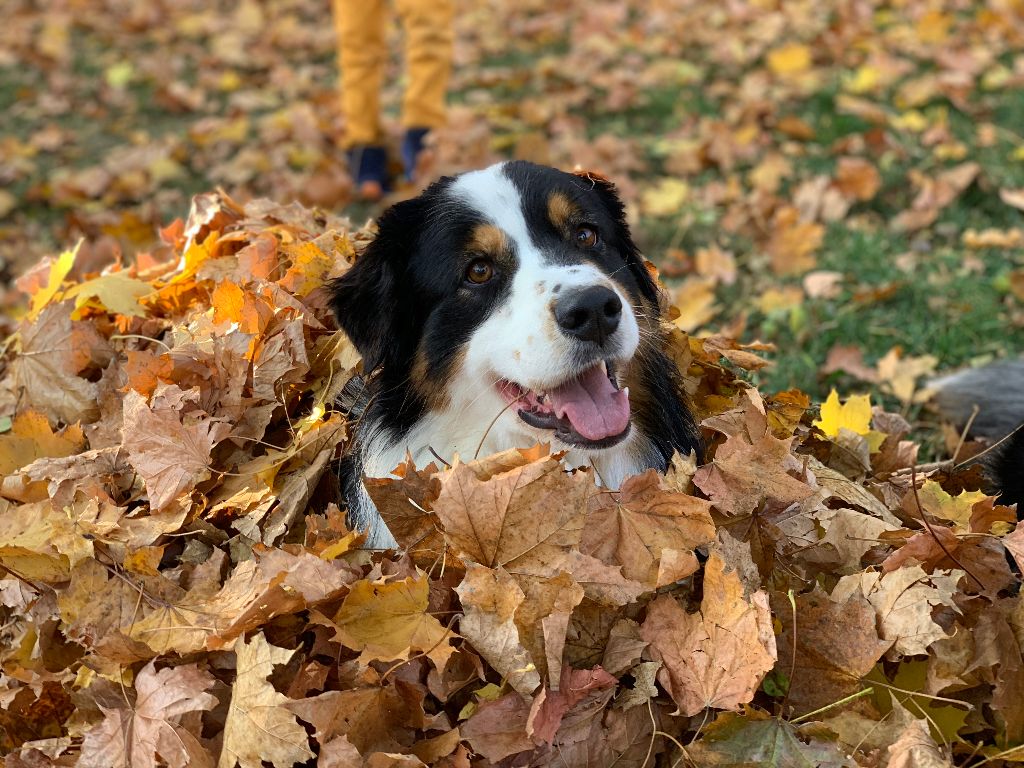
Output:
[
  {"xmin": 65, "ymin": 272, "xmax": 154, "ymax": 317},
  {"xmin": 318, "ymin": 530, "xmax": 361, "ymax": 560},
  {"xmin": 640, "ymin": 178, "xmax": 689, "ymax": 217},
  {"xmin": 845, "ymin": 65, "xmax": 880, "ymax": 94},
  {"xmin": 915, "ymin": 480, "xmax": 988, "ymax": 533},
  {"xmin": 279, "ymin": 241, "xmax": 332, "ymax": 296},
  {"xmin": 29, "ymin": 241, "xmax": 79, "ymax": 318},
  {"xmin": 767, "ymin": 43, "xmax": 812, "ymax": 78},
  {"xmin": 890, "ymin": 110, "xmax": 928, "ymax": 133},
  {"xmin": 332, "ymin": 574, "xmax": 455, "ymax": 668},
  {"xmin": 0, "ymin": 410, "xmax": 85, "ymax": 475},
  {"xmin": 813, "ymin": 389, "xmax": 872, "ymax": 438},
  {"xmin": 672, "ymin": 277, "xmax": 717, "ymax": 332},
  {"xmin": 755, "ymin": 286, "xmax": 803, "ymax": 314},
  {"xmin": 915, "ymin": 10, "xmax": 952, "ymax": 43},
  {"xmin": 876, "ymin": 347, "xmax": 937, "ymax": 404}
]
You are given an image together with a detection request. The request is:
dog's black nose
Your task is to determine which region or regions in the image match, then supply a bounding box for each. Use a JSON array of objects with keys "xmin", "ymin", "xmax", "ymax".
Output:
[{"xmin": 555, "ymin": 285, "xmax": 622, "ymax": 345}]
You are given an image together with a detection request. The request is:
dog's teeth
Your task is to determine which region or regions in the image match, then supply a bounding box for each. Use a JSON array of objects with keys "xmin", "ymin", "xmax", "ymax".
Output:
[
  {"xmin": 623, "ymin": 386, "xmax": 630, "ymax": 399},
  {"xmin": 598, "ymin": 360, "xmax": 608, "ymax": 377}
]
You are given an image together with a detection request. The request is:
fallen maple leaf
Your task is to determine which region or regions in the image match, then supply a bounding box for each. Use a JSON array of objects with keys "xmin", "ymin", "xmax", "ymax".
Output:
[
  {"xmin": 455, "ymin": 563, "xmax": 542, "ymax": 696},
  {"xmin": 640, "ymin": 550, "xmax": 776, "ymax": 716},
  {"xmin": 832, "ymin": 564, "xmax": 960, "ymax": 658},
  {"xmin": 218, "ymin": 633, "xmax": 315, "ymax": 768},
  {"xmin": 330, "ymin": 572, "xmax": 455, "ymax": 668},
  {"xmin": 774, "ymin": 587, "xmax": 890, "ymax": 714},
  {"xmin": 686, "ymin": 710, "xmax": 856, "ymax": 767},
  {"xmin": 121, "ymin": 388, "xmax": 231, "ymax": 511},
  {"xmin": 692, "ymin": 429, "xmax": 815, "ymax": 517},
  {"xmin": 78, "ymin": 661, "xmax": 218, "ymax": 768},
  {"xmin": 432, "ymin": 449, "xmax": 591, "ymax": 574},
  {"xmin": 582, "ymin": 470, "xmax": 714, "ymax": 587},
  {"xmin": 12, "ymin": 302, "xmax": 102, "ymax": 424}
]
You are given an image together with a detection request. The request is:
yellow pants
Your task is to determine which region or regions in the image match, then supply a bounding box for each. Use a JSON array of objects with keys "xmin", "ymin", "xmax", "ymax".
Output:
[{"xmin": 333, "ymin": 0, "xmax": 454, "ymax": 149}]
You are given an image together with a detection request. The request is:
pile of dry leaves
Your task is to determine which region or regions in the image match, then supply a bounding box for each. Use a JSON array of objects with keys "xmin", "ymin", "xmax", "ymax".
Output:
[{"xmin": 1, "ymin": 193, "xmax": 1022, "ymax": 767}]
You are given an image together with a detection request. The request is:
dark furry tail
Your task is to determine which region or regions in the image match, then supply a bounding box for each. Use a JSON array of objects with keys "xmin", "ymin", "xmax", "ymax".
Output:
[
  {"xmin": 988, "ymin": 426, "xmax": 1024, "ymax": 510},
  {"xmin": 930, "ymin": 360, "xmax": 1024, "ymax": 509}
]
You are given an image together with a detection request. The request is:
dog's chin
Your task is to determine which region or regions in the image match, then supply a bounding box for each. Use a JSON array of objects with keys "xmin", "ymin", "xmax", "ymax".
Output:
[
  {"xmin": 495, "ymin": 359, "xmax": 633, "ymax": 451},
  {"xmin": 535, "ymin": 418, "xmax": 632, "ymax": 451}
]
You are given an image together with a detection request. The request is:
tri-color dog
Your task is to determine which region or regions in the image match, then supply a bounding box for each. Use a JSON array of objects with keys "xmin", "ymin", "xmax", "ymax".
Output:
[{"xmin": 331, "ymin": 161, "xmax": 700, "ymax": 547}]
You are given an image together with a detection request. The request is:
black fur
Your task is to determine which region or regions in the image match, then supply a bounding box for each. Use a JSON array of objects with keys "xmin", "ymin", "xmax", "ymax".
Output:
[
  {"xmin": 990, "ymin": 425, "xmax": 1024, "ymax": 510},
  {"xmin": 930, "ymin": 360, "xmax": 1024, "ymax": 514}
]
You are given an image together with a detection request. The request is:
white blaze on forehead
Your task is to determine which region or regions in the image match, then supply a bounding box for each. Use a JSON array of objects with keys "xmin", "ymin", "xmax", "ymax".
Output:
[
  {"xmin": 449, "ymin": 162, "xmax": 540, "ymax": 265},
  {"xmin": 446, "ymin": 161, "xmax": 641, "ymax": 395}
]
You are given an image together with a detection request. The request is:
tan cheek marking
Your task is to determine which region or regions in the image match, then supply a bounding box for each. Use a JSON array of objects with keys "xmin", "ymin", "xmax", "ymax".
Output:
[
  {"xmin": 547, "ymin": 192, "xmax": 578, "ymax": 232},
  {"xmin": 468, "ymin": 223, "xmax": 507, "ymax": 255},
  {"xmin": 411, "ymin": 346, "xmax": 466, "ymax": 411}
]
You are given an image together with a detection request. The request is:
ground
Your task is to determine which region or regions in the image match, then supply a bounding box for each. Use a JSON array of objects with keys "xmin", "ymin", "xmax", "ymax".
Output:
[
  {"xmin": 6, "ymin": 3, "xmax": 1024, "ymax": 764},
  {"xmin": 4, "ymin": 0, "xmax": 1024, "ymax": 408}
]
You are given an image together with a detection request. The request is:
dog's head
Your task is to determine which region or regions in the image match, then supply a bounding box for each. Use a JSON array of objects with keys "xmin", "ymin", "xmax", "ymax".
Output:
[{"xmin": 331, "ymin": 160, "xmax": 666, "ymax": 455}]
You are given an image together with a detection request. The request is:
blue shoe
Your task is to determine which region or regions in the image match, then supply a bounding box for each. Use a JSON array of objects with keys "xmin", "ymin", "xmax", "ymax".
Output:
[
  {"xmin": 347, "ymin": 145, "xmax": 389, "ymax": 201},
  {"xmin": 400, "ymin": 128, "xmax": 431, "ymax": 182}
]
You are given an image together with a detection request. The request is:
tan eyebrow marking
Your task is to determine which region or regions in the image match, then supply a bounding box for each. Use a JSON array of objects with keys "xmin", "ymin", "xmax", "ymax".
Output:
[
  {"xmin": 467, "ymin": 223, "xmax": 507, "ymax": 254},
  {"xmin": 547, "ymin": 191, "xmax": 579, "ymax": 231}
]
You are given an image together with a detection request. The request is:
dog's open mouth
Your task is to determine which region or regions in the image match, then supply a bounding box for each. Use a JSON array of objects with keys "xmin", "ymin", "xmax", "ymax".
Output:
[{"xmin": 496, "ymin": 360, "xmax": 631, "ymax": 449}]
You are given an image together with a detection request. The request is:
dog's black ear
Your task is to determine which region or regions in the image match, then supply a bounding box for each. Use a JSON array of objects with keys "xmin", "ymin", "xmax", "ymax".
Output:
[
  {"xmin": 574, "ymin": 169, "xmax": 661, "ymax": 307},
  {"xmin": 329, "ymin": 198, "xmax": 424, "ymax": 372}
]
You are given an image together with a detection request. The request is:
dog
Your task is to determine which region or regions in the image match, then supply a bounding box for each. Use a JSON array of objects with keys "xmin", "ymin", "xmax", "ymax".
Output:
[
  {"xmin": 330, "ymin": 161, "xmax": 701, "ymax": 548},
  {"xmin": 930, "ymin": 360, "xmax": 1024, "ymax": 510}
]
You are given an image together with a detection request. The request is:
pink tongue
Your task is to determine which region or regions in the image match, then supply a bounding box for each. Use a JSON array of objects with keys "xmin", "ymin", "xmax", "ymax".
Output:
[{"xmin": 547, "ymin": 365, "xmax": 630, "ymax": 441}]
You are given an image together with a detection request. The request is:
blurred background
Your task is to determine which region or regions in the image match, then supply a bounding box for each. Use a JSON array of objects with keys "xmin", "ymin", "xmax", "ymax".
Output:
[{"xmin": 3, "ymin": 0, "xmax": 1024, "ymax": 409}]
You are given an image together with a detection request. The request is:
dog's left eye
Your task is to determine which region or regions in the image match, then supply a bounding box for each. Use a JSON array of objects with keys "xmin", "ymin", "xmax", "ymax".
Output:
[
  {"xmin": 575, "ymin": 226, "xmax": 599, "ymax": 248},
  {"xmin": 465, "ymin": 258, "xmax": 494, "ymax": 284}
]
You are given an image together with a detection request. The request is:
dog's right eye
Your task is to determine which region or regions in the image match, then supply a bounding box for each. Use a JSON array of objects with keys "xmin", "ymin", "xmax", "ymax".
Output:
[{"xmin": 465, "ymin": 258, "xmax": 494, "ymax": 284}]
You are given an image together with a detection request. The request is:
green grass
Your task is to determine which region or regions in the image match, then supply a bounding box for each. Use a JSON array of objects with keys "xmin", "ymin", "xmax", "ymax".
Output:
[{"xmin": 6, "ymin": 1, "xmax": 1024, "ymax": 414}]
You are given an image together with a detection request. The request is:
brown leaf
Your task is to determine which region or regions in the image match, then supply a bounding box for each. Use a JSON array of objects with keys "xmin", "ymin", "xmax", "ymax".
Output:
[
  {"xmin": 640, "ymin": 551, "xmax": 776, "ymax": 716},
  {"xmin": 766, "ymin": 205, "xmax": 823, "ymax": 275},
  {"xmin": 774, "ymin": 587, "xmax": 890, "ymax": 715},
  {"xmin": 219, "ymin": 633, "xmax": 315, "ymax": 768},
  {"xmin": 831, "ymin": 565, "xmax": 959, "ymax": 658},
  {"xmin": 78, "ymin": 661, "xmax": 217, "ymax": 768},
  {"xmin": 460, "ymin": 692, "xmax": 534, "ymax": 763},
  {"xmin": 128, "ymin": 546, "xmax": 359, "ymax": 654},
  {"xmin": 692, "ymin": 431, "xmax": 815, "ymax": 517},
  {"xmin": 454, "ymin": 563, "xmax": 541, "ymax": 696},
  {"xmin": 433, "ymin": 449, "xmax": 591, "ymax": 573},
  {"xmin": 835, "ymin": 156, "xmax": 881, "ymax": 201},
  {"xmin": 886, "ymin": 718, "xmax": 952, "ymax": 768},
  {"xmin": 881, "ymin": 526, "xmax": 1013, "ymax": 598},
  {"xmin": 121, "ymin": 388, "xmax": 231, "ymax": 511},
  {"xmin": 12, "ymin": 303, "xmax": 102, "ymax": 424},
  {"xmin": 286, "ymin": 687, "xmax": 420, "ymax": 755},
  {"xmin": 582, "ymin": 470, "xmax": 715, "ymax": 587},
  {"xmin": 526, "ymin": 666, "xmax": 617, "ymax": 744},
  {"xmin": 364, "ymin": 457, "xmax": 445, "ymax": 566}
]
